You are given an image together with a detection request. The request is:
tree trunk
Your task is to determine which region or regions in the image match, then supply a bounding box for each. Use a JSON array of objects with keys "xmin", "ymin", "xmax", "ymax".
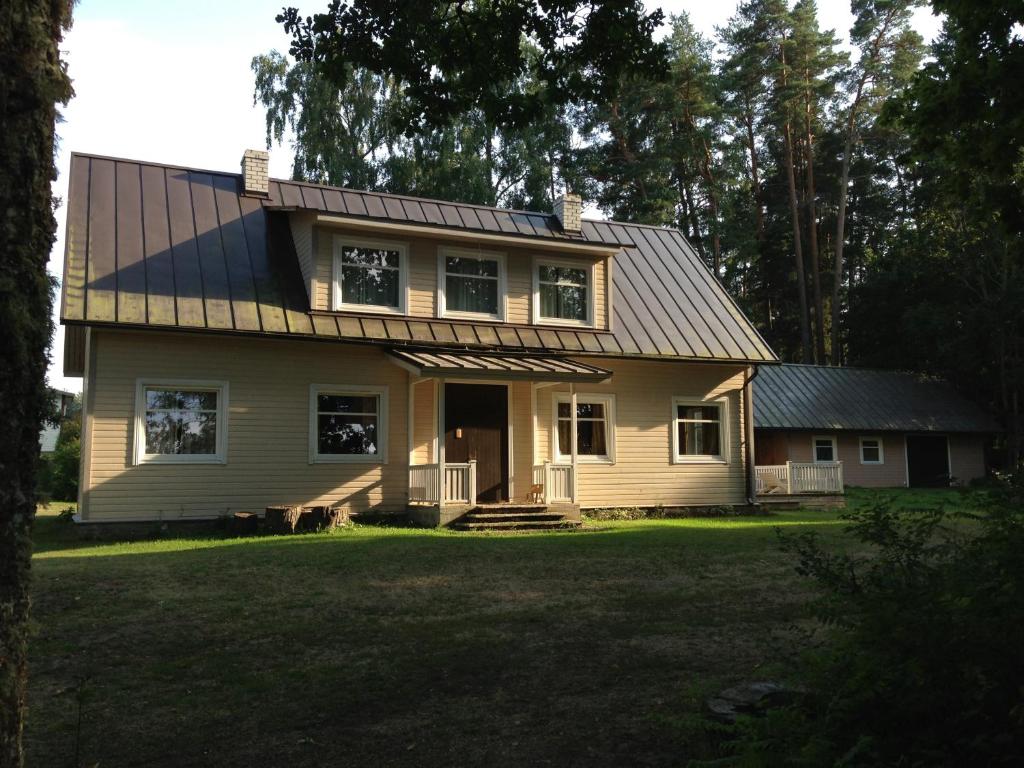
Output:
[
  {"xmin": 832, "ymin": 132, "xmax": 855, "ymax": 365},
  {"xmin": 741, "ymin": 98, "xmax": 766, "ymax": 244},
  {"xmin": 804, "ymin": 99, "xmax": 826, "ymax": 363},
  {"xmin": 0, "ymin": 2, "xmax": 73, "ymax": 765},
  {"xmin": 783, "ymin": 124, "xmax": 812, "ymax": 363}
]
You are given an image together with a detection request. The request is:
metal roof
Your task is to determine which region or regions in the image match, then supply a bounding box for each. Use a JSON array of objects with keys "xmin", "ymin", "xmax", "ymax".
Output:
[
  {"xmin": 387, "ymin": 349, "xmax": 612, "ymax": 382},
  {"xmin": 60, "ymin": 152, "xmax": 776, "ymax": 363},
  {"xmin": 754, "ymin": 364, "xmax": 1000, "ymax": 433}
]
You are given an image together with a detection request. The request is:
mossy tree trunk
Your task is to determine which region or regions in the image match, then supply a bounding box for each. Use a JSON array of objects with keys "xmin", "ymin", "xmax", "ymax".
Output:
[{"xmin": 0, "ymin": 2, "xmax": 73, "ymax": 765}]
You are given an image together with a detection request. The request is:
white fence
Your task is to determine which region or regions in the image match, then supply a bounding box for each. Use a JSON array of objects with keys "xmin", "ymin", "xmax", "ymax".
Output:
[
  {"xmin": 756, "ymin": 461, "xmax": 844, "ymax": 495},
  {"xmin": 408, "ymin": 461, "xmax": 477, "ymax": 504},
  {"xmin": 531, "ymin": 462, "xmax": 575, "ymax": 503}
]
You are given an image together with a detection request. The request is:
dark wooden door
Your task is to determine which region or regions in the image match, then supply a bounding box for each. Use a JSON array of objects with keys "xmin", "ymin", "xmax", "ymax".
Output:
[
  {"xmin": 754, "ymin": 430, "xmax": 787, "ymax": 465},
  {"xmin": 444, "ymin": 383, "xmax": 508, "ymax": 502},
  {"xmin": 907, "ymin": 435, "xmax": 950, "ymax": 488}
]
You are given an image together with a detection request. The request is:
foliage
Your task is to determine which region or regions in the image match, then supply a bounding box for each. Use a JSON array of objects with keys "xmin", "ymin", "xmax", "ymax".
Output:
[
  {"xmin": 0, "ymin": 0, "xmax": 74, "ymax": 763},
  {"xmin": 38, "ymin": 417, "xmax": 81, "ymax": 504},
  {"xmin": 718, "ymin": 488, "xmax": 1024, "ymax": 766},
  {"xmin": 278, "ymin": 0, "xmax": 668, "ymax": 133}
]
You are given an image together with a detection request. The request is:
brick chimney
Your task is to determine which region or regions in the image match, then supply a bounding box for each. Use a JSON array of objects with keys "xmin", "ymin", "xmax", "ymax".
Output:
[
  {"xmin": 554, "ymin": 192, "xmax": 582, "ymax": 234},
  {"xmin": 241, "ymin": 149, "xmax": 269, "ymax": 197}
]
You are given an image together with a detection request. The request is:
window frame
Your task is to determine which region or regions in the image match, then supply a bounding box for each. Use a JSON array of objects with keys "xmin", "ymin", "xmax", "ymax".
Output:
[
  {"xmin": 859, "ymin": 436, "xmax": 885, "ymax": 465},
  {"xmin": 331, "ymin": 235, "xmax": 409, "ymax": 315},
  {"xmin": 133, "ymin": 379, "xmax": 229, "ymax": 465},
  {"xmin": 671, "ymin": 396, "xmax": 730, "ymax": 464},
  {"xmin": 532, "ymin": 256, "xmax": 596, "ymax": 328},
  {"xmin": 309, "ymin": 383, "xmax": 389, "ymax": 464},
  {"xmin": 436, "ymin": 245, "xmax": 507, "ymax": 321},
  {"xmin": 551, "ymin": 392, "xmax": 616, "ymax": 465},
  {"xmin": 812, "ymin": 435, "xmax": 838, "ymax": 464}
]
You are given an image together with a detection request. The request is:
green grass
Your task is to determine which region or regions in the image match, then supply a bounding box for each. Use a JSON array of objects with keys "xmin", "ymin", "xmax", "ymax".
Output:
[{"xmin": 24, "ymin": 490, "xmax": 962, "ymax": 767}]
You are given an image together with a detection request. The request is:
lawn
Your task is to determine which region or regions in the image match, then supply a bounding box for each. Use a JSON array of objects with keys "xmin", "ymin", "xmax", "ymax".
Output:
[{"xmin": 24, "ymin": 490, "xmax": 957, "ymax": 767}]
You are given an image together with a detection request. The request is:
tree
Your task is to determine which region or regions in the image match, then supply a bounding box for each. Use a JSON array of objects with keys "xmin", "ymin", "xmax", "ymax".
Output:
[
  {"xmin": 278, "ymin": 1, "xmax": 668, "ymax": 134},
  {"xmin": 831, "ymin": 0, "xmax": 924, "ymax": 364},
  {"xmin": 0, "ymin": 0, "xmax": 74, "ymax": 764}
]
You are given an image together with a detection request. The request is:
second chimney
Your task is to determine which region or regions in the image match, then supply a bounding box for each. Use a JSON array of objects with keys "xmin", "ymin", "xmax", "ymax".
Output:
[
  {"xmin": 241, "ymin": 149, "xmax": 269, "ymax": 197},
  {"xmin": 554, "ymin": 192, "xmax": 582, "ymax": 234}
]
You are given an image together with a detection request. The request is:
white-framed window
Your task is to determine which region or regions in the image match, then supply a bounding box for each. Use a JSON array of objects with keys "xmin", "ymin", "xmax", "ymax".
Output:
[
  {"xmin": 813, "ymin": 435, "xmax": 837, "ymax": 463},
  {"xmin": 133, "ymin": 380, "xmax": 228, "ymax": 464},
  {"xmin": 552, "ymin": 393, "xmax": 615, "ymax": 464},
  {"xmin": 332, "ymin": 235, "xmax": 408, "ymax": 314},
  {"xmin": 309, "ymin": 384, "xmax": 389, "ymax": 464},
  {"xmin": 437, "ymin": 246, "xmax": 506, "ymax": 320},
  {"xmin": 672, "ymin": 397, "xmax": 729, "ymax": 463},
  {"xmin": 859, "ymin": 436, "xmax": 884, "ymax": 464},
  {"xmin": 532, "ymin": 257, "xmax": 595, "ymax": 327}
]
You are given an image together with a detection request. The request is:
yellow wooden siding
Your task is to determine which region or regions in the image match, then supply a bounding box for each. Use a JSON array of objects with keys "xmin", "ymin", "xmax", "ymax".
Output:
[
  {"xmin": 311, "ymin": 224, "xmax": 609, "ymax": 329},
  {"xmin": 410, "ymin": 379, "xmax": 436, "ymax": 464},
  {"xmin": 82, "ymin": 330, "xmax": 412, "ymax": 521},
  {"xmin": 535, "ymin": 359, "xmax": 749, "ymax": 507},
  {"xmin": 290, "ymin": 212, "xmax": 317, "ymax": 304}
]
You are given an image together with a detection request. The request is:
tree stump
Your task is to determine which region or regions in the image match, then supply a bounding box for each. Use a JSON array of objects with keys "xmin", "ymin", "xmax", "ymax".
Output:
[
  {"xmin": 264, "ymin": 505, "xmax": 301, "ymax": 535},
  {"xmin": 299, "ymin": 506, "xmax": 349, "ymax": 532},
  {"xmin": 230, "ymin": 511, "xmax": 259, "ymax": 536}
]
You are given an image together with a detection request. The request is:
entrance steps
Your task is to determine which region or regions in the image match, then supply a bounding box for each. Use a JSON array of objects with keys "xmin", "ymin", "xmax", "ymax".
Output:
[{"xmin": 451, "ymin": 503, "xmax": 581, "ymax": 531}]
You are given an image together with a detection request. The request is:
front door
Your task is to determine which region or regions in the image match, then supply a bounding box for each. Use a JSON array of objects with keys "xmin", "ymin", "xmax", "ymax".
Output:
[{"xmin": 444, "ymin": 383, "xmax": 509, "ymax": 502}]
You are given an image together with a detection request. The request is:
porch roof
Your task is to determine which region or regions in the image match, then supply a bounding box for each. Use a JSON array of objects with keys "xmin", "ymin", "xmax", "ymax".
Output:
[{"xmin": 387, "ymin": 348, "xmax": 612, "ymax": 382}]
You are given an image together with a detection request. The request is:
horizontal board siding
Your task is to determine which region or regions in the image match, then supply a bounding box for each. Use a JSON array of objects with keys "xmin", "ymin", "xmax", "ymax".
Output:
[
  {"xmin": 84, "ymin": 330, "xmax": 411, "ymax": 521},
  {"xmin": 950, "ymin": 434, "xmax": 986, "ymax": 483},
  {"xmin": 290, "ymin": 213, "xmax": 316, "ymax": 305},
  {"xmin": 535, "ymin": 359, "xmax": 749, "ymax": 508},
  {"xmin": 411, "ymin": 379, "xmax": 435, "ymax": 465},
  {"xmin": 776, "ymin": 431, "xmax": 910, "ymax": 488},
  {"xmin": 311, "ymin": 224, "xmax": 608, "ymax": 329}
]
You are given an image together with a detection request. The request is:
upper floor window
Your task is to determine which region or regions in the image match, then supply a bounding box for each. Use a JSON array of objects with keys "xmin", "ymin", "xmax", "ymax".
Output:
[
  {"xmin": 134, "ymin": 380, "xmax": 228, "ymax": 464},
  {"xmin": 438, "ymin": 247, "xmax": 506, "ymax": 320},
  {"xmin": 533, "ymin": 258, "xmax": 594, "ymax": 327},
  {"xmin": 332, "ymin": 236, "xmax": 408, "ymax": 314}
]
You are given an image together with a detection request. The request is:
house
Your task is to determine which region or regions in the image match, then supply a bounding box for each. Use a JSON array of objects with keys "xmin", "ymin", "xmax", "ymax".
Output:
[
  {"xmin": 59, "ymin": 150, "xmax": 776, "ymax": 525},
  {"xmin": 39, "ymin": 389, "xmax": 77, "ymax": 453},
  {"xmin": 753, "ymin": 364, "xmax": 998, "ymax": 491}
]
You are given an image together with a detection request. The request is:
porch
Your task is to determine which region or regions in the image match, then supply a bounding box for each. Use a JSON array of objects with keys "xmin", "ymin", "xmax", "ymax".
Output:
[
  {"xmin": 391, "ymin": 349, "xmax": 611, "ymax": 522},
  {"xmin": 755, "ymin": 461, "xmax": 845, "ymax": 496}
]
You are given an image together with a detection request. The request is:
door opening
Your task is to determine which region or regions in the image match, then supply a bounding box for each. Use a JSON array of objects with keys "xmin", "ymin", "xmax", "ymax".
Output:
[{"xmin": 444, "ymin": 383, "xmax": 509, "ymax": 502}]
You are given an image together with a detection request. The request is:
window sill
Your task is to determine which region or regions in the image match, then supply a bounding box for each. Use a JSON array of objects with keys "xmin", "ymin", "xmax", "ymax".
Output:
[
  {"xmin": 673, "ymin": 456, "xmax": 729, "ymax": 465},
  {"xmin": 860, "ymin": 461, "xmax": 884, "ymax": 466},
  {"xmin": 136, "ymin": 455, "xmax": 227, "ymax": 465},
  {"xmin": 333, "ymin": 303, "xmax": 405, "ymax": 316},
  {"xmin": 534, "ymin": 317, "xmax": 594, "ymax": 329},
  {"xmin": 311, "ymin": 455, "xmax": 386, "ymax": 465},
  {"xmin": 553, "ymin": 458, "xmax": 615, "ymax": 466},
  {"xmin": 441, "ymin": 309, "xmax": 504, "ymax": 323}
]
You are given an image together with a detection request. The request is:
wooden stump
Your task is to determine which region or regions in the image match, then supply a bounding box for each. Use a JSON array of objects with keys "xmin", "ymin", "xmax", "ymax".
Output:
[
  {"xmin": 230, "ymin": 511, "xmax": 259, "ymax": 536},
  {"xmin": 264, "ymin": 505, "xmax": 301, "ymax": 535},
  {"xmin": 299, "ymin": 506, "xmax": 349, "ymax": 532}
]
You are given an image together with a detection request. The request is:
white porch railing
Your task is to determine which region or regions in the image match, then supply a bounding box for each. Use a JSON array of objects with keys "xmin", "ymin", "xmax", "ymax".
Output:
[
  {"xmin": 408, "ymin": 461, "xmax": 477, "ymax": 504},
  {"xmin": 531, "ymin": 461, "xmax": 575, "ymax": 504},
  {"xmin": 756, "ymin": 461, "xmax": 844, "ymax": 495}
]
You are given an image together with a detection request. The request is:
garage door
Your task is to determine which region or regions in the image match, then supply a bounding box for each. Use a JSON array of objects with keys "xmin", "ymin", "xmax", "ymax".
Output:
[{"xmin": 906, "ymin": 435, "xmax": 950, "ymax": 488}]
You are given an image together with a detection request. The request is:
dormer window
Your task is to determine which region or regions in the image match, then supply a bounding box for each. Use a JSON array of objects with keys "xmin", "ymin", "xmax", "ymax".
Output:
[
  {"xmin": 438, "ymin": 246, "xmax": 506, "ymax": 320},
  {"xmin": 332, "ymin": 235, "xmax": 408, "ymax": 314},
  {"xmin": 533, "ymin": 257, "xmax": 595, "ymax": 327}
]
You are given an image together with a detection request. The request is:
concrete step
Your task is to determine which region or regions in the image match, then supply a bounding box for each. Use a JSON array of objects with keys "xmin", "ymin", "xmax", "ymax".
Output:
[{"xmin": 461, "ymin": 513, "xmax": 565, "ymax": 524}]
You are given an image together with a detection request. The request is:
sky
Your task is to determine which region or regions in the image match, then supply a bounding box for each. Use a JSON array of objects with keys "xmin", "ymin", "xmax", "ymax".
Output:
[{"xmin": 46, "ymin": 0, "xmax": 944, "ymax": 392}]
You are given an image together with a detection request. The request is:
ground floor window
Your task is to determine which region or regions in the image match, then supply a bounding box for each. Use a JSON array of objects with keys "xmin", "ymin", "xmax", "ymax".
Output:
[
  {"xmin": 672, "ymin": 398, "xmax": 728, "ymax": 463},
  {"xmin": 813, "ymin": 435, "xmax": 837, "ymax": 463},
  {"xmin": 859, "ymin": 436, "xmax": 884, "ymax": 464},
  {"xmin": 554, "ymin": 393, "xmax": 615, "ymax": 463},
  {"xmin": 134, "ymin": 380, "xmax": 228, "ymax": 464},
  {"xmin": 310, "ymin": 384, "xmax": 389, "ymax": 463}
]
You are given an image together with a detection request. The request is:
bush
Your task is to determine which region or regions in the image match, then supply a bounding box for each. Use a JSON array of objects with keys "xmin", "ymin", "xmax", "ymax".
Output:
[
  {"xmin": 718, "ymin": 485, "xmax": 1024, "ymax": 766},
  {"xmin": 39, "ymin": 416, "xmax": 80, "ymax": 502}
]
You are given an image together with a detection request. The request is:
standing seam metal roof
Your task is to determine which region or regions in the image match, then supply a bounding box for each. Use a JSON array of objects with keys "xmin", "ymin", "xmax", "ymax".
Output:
[
  {"xmin": 60, "ymin": 153, "xmax": 776, "ymax": 364},
  {"xmin": 753, "ymin": 364, "xmax": 1000, "ymax": 433}
]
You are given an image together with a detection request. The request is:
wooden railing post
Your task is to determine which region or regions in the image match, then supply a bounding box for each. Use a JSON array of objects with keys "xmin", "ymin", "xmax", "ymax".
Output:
[
  {"xmin": 543, "ymin": 460, "xmax": 552, "ymax": 505},
  {"xmin": 786, "ymin": 460, "xmax": 793, "ymax": 494},
  {"xmin": 468, "ymin": 460, "xmax": 477, "ymax": 505}
]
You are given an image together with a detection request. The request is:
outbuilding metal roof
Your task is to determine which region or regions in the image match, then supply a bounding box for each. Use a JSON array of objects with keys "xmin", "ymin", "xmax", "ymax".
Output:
[
  {"xmin": 60, "ymin": 152, "xmax": 776, "ymax": 363},
  {"xmin": 387, "ymin": 349, "xmax": 612, "ymax": 382},
  {"xmin": 754, "ymin": 364, "xmax": 1000, "ymax": 433}
]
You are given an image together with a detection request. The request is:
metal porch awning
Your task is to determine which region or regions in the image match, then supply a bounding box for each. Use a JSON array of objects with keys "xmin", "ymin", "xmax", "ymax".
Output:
[{"xmin": 387, "ymin": 348, "xmax": 612, "ymax": 383}]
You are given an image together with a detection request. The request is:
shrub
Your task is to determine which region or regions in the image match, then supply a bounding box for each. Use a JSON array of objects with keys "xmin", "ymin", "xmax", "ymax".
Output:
[
  {"xmin": 718, "ymin": 485, "xmax": 1024, "ymax": 766},
  {"xmin": 39, "ymin": 416, "xmax": 80, "ymax": 502}
]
